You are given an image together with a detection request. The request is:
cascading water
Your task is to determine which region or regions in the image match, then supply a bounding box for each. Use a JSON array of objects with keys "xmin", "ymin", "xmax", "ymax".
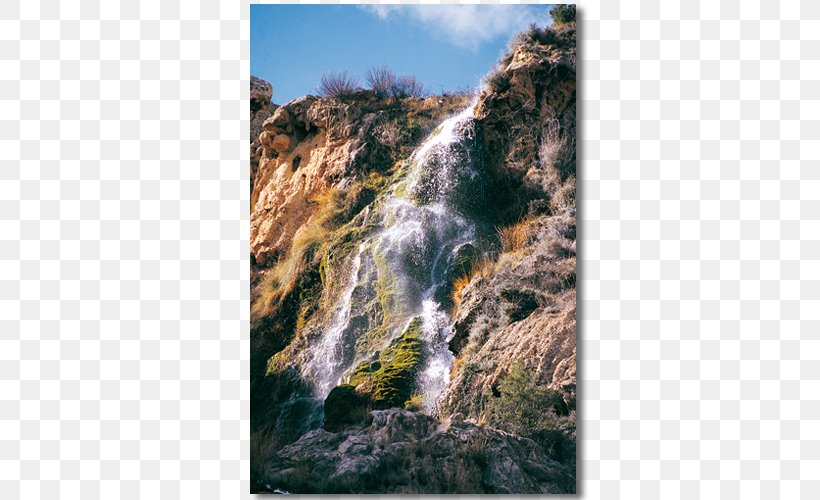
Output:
[
  {"xmin": 303, "ymin": 243, "xmax": 365, "ymax": 398},
  {"xmin": 303, "ymin": 101, "xmax": 484, "ymax": 412}
]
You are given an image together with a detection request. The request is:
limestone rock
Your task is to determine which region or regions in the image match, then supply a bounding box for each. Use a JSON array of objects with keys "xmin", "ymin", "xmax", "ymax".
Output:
[
  {"xmin": 441, "ymin": 38, "xmax": 576, "ymax": 420},
  {"xmin": 258, "ymin": 409, "xmax": 574, "ymax": 494},
  {"xmin": 249, "ymin": 92, "xmax": 470, "ymax": 266}
]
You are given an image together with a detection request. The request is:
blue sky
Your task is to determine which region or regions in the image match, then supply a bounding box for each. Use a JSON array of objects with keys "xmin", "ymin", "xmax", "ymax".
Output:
[{"xmin": 251, "ymin": 4, "xmax": 554, "ymax": 104}]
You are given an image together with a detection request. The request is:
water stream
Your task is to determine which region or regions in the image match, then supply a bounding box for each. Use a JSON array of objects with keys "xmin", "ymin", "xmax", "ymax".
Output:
[{"xmin": 303, "ymin": 101, "xmax": 483, "ymax": 413}]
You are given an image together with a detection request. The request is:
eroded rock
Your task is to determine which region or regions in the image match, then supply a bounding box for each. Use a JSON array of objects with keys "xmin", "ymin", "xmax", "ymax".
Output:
[{"xmin": 259, "ymin": 409, "xmax": 574, "ymax": 494}]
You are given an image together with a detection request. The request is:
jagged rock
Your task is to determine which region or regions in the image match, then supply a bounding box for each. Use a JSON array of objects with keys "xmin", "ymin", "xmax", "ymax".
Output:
[
  {"xmin": 251, "ymin": 76, "xmax": 273, "ymax": 110},
  {"xmin": 250, "ymin": 76, "xmax": 277, "ymax": 215},
  {"xmin": 441, "ymin": 38, "xmax": 576, "ymax": 420},
  {"xmin": 249, "ymin": 93, "xmax": 471, "ymax": 266},
  {"xmin": 259, "ymin": 409, "xmax": 574, "ymax": 494},
  {"xmin": 251, "ymin": 76, "xmax": 276, "ymax": 143},
  {"xmin": 442, "ymin": 212, "xmax": 577, "ymax": 418}
]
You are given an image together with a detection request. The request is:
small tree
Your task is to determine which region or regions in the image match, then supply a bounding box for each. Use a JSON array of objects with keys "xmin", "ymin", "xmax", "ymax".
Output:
[
  {"xmin": 365, "ymin": 66, "xmax": 396, "ymax": 99},
  {"xmin": 492, "ymin": 360, "xmax": 564, "ymax": 434},
  {"xmin": 391, "ymin": 75, "xmax": 426, "ymax": 99},
  {"xmin": 550, "ymin": 5, "xmax": 576, "ymax": 28},
  {"xmin": 318, "ymin": 71, "xmax": 360, "ymax": 99},
  {"xmin": 490, "ymin": 359, "xmax": 575, "ymax": 463}
]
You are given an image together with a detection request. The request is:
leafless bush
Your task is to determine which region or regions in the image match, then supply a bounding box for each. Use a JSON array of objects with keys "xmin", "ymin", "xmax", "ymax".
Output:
[
  {"xmin": 510, "ymin": 23, "xmax": 562, "ymax": 52},
  {"xmin": 483, "ymin": 66, "xmax": 510, "ymax": 93},
  {"xmin": 391, "ymin": 75, "xmax": 426, "ymax": 99},
  {"xmin": 539, "ymin": 119, "xmax": 568, "ymax": 171},
  {"xmin": 539, "ymin": 119, "xmax": 576, "ymax": 213},
  {"xmin": 318, "ymin": 71, "xmax": 361, "ymax": 99},
  {"xmin": 365, "ymin": 66, "xmax": 396, "ymax": 99},
  {"xmin": 377, "ymin": 120, "xmax": 402, "ymax": 148}
]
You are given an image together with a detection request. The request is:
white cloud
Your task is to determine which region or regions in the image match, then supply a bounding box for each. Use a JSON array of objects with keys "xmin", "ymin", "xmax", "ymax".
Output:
[{"xmin": 362, "ymin": 5, "xmax": 540, "ymax": 50}]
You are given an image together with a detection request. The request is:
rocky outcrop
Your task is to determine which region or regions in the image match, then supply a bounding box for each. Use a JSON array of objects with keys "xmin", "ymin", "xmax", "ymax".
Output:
[
  {"xmin": 251, "ymin": 76, "xmax": 276, "ymax": 142},
  {"xmin": 441, "ymin": 32, "xmax": 577, "ymax": 420},
  {"xmin": 250, "ymin": 92, "xmax": 470, "ymax": 266},
  {"xmin": 442, "ymin": 212, "xmax": 576, "ymax": 418},
  {"xmin": 257, "ymin": 409, "xmax": 574, "ymax": 494},
  {"xmin": 250, "ymin": 76, "xmax": 277, "ymax": 209}
]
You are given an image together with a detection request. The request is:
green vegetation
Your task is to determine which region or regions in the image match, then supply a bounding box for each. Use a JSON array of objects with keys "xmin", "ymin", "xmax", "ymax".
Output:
[
  {"xmin": 322, "ymin": 319, "xmax": 424, "ymax": 430},
  {"xmin": 349, "ymin": 318, "xmax": 424, "ymax": 408},
  {"xmin": 550, "ymin": 4, "xmax": 576, "ymax": 29},
  {"xmin": 489, "ymin": 360, "xmax": 575, "ymax": 464},
  {"xmin": 358, "ymin": 251, "xmax": 401, "ymax": 353},
  {"xmin": 252, "ymin": 186, "xmax": 372, "ymax": 323},
  {"xmin": 404, "ymin": 394, "xmax": 424, "ymax": 412}
]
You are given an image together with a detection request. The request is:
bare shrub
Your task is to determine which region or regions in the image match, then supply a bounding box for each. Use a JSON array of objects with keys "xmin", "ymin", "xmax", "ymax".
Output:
[
  {"xmin": 391, "ymin": 75, "xmax": 426, "ymax": 99},
  {"xmin": 539, "ymin": 119, "xmax": 569, "ymax": 171},
  {"xmin": 376, "ymin": 119, "xmax": 402, "ymax": 149},
  {"xmin": 509, "ymin": 23, "xmax": 562, "ymax": 52},
  {"xmin": 365, "ymin": 66, "xmax": 396, "ymax": 99},
  {"xmin": 318, "ymin": 71, "xmax": 360, "ymax": 99},
  {"xmin": 537, "ymin": 119, "xmax": 575, "ymax": 213},
  {"xmin": 483, "ymin": 66, "xmax": 510, "ymax": 93}
]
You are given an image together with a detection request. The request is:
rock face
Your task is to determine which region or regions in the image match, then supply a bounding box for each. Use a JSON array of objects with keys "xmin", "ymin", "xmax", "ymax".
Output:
[
  {"xmin": 250, "ymin": 92, "xmax": 469, "ymax": 266},
  {"xmin": 440, "ymin": 29, "xmax": 577, "ymax": 421},
  {"xmin": 259, "ymin": 409, "xmax": 574, "ymax": 494},
  {"xmin": 250, "ymin": 76, "xmax": 277, "ymax": 209},
  {"xmin": 251, "ymin": 76, "xmax": 276, "ymax": 142}
]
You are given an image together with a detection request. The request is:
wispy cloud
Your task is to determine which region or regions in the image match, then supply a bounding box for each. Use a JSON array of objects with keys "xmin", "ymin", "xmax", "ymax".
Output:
[{"xmin": 363, "ymin": 5, "xmax": 541, "ymax": 50}]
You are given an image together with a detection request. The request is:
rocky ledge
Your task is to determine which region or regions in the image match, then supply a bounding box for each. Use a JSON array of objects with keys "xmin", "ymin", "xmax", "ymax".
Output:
[{"xmin": 256, "ymin": 408, "xmax": 574, "ymax": 494}]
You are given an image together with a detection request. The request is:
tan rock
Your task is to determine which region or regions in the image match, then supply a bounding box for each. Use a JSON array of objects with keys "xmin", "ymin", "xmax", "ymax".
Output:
[
  {"xmin": 263, "ymin": 107, "xmax": 291, "ymax": 134},
  {"xmin": 270, "ymin": 134, "xmax": 291, "ymax": 153}
]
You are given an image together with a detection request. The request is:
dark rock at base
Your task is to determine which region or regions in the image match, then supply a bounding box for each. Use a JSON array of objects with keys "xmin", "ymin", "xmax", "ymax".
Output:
[
  {"xmin": 261, "ymin": 408, "xmax": 574, "ymax": 494},
  {"xmin": 323, "ymin": 384, "xmax": 371, "ymax": 432}
]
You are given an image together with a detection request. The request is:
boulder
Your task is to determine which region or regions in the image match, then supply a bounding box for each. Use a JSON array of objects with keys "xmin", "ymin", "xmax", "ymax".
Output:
[{"xmin": 324, "ymin": 384, "xmax": 371, "ymax": 432}]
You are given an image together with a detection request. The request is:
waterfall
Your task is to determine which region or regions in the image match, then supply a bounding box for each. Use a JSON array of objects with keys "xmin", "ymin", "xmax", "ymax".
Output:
[
  {"xmin": 304, "ymin": 100, "xmax": 482, "ymax": 412},
  {"xmin": 303, "ymin": 243, "xmax": 365, "ymax": 398}
]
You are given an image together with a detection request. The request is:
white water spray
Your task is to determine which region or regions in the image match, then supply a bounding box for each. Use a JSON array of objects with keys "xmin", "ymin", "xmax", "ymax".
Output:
[
  {"xmin": 303, "ymin": 243, "xmax": 364, "ymax": 398},
  {"xmin": 304, "ymin": 100, "xmax": 482, "ymax": 411}
]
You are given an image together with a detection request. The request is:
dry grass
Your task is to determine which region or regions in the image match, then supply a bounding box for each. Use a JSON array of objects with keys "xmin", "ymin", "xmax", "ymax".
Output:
[
  {"xmin": 497, "ymin": 216, "xmax": 539, "ymax": 254},
  {"xmin": 539, "ymin": 120, "xmax": 568, "ymax": 171},
  {"xmin": 251, "ymin": 187, "xmax": 359, "ymax": 320},
  {"xmin": 450, "ymin": 355, "xmax": 467, "ymax": 382},
  {"xmin": 451, "ymin": 256, "xmax": 495, "ymax": 316}
]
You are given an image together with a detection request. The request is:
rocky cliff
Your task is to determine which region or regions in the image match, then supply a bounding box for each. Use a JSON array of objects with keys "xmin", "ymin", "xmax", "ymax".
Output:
[
  {"xmin": 442, "ymin": 27, "xmax": 577, "ymax": 420},
  {"xmin": 250, "ymin": 24, "xmax": 576, "ymax": 494}
]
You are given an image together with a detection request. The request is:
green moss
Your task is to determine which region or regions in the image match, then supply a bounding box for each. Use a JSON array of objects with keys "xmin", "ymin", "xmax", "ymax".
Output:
[
  {"xmin": 348, "ymin": 318, "xmax": 424, "ymax": 408},
  {"xmin": 404, "ymin": 394, "xmax": 424, "ymax": 412},
  {"xmin": 356, "ymin": 250, "xmax": 401, "ymax": 356},
  {"xmin": 318, "ymin": 247, "xmax": 330, "ymax": 285}
]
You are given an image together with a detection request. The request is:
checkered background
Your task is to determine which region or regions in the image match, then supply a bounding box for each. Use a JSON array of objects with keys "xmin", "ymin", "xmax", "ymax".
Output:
[{"xmin": 2, "ymin": 0, "xmax": 818, "ymax": 498}]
